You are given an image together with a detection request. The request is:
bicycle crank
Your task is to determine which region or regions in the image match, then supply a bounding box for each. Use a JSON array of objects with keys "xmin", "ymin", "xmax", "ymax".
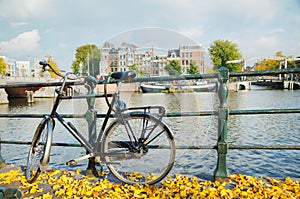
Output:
[{"xmin": 66, "ymin": 153, "xmax": 94, "ymax": 166}]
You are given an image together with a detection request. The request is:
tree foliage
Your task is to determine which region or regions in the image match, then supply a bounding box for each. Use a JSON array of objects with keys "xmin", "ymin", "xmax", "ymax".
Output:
[
  {"xmin": 72, "ymin": 44, "xmax": 100, "ymax": 77},
  {"xmin": 254, "ymin": 51, "xmax": 296, "ymax": 70},
  {"xmin": 187, "ymin": 61, "xmax": 199, "ymax": 74},
  {"xmin": 0, "ymin": 56, "xmax": 7, "ymax": 75},
  {"xmin": 128, "ymin": 64, "xmax": 147, "ymax": 77},
  {"xmin": 208, "ymin": 39, "xmax": 243, "ymax": 72},
  {"xmin": 165, "ymin": 60, "xmax": 181, "ymax": 75}
]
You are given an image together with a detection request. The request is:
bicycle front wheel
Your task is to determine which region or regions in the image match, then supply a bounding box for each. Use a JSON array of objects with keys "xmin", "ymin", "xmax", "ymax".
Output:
[
  {"xmin": 26, "ymin": 117, "xmax": 53, "ymax": 183},
  {"xmin": 102, "ymin": 113, "xmax": 175, "ymax": 185}
]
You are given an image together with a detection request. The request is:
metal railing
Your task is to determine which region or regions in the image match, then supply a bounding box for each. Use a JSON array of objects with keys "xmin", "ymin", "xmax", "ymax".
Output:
[{"xmin": 0, "ymin": 67, "xmax": 300, "ymax": 181}]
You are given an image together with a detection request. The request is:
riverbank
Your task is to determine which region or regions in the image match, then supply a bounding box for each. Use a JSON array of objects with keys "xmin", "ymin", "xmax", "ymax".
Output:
[{"xmin": 0, "ymin": 165, "xmax": 299, "ymax": 199}]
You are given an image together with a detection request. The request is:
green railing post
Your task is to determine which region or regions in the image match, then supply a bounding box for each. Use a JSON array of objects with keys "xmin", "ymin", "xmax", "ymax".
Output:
[
  {"xmin": 85, "ymin": 83, "xmax": 98, "ymax": 176},
  {"xmin": 0, "ymin": 137, "xmax": 5, "ymax": 168},
  {"xmin": 214, "ymin": 66, "xmax": 229, "ymax": 181}
]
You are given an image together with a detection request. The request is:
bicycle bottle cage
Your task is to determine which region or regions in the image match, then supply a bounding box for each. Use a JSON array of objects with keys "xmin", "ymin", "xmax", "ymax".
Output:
[{"xmin": 111, "ymin": 70, "xmax": 136, "ymax": 82}]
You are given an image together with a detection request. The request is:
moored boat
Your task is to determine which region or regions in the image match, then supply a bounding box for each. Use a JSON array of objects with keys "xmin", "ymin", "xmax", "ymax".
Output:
[
  {"xmin": 4, "ymin": 86, "xmax": 41, "ymax": 98},
  {"xmin": 140, "ymin": 81, "xmax": 216, "ymax": 93},
  {"xmin": 140, "ymin": 83, "xmax": 168, "ymax": 93}
]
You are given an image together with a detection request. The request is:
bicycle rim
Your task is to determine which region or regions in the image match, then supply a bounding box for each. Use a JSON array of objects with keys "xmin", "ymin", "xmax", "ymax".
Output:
[
  {"xmin": 102, "ymin": 114, "xmax": 175, "ymax": 185},
  {"xmin": 26, "ymin": 119, "xmax": 52, "ymax": 183}
]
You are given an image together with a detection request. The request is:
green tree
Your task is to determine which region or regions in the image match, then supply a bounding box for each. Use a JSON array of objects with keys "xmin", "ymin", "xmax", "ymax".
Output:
[
  {"xmin": 165, "ymin": 60, "xmax": 181, "ymax": 75},
  {"xmin": 254, "ymin": 51, "xmax": 296, "ymax": 70},
  {"xmin": 208, "ymin": 39, "xmax": 243, "ymax": 72},
  {"xmin": 128, "ymin": 63, "xmax": 147, "ymax": 77},
  {"xmin": 187, "ymin": 61, "xmax": 199, "ymax": 74},
  {"xmin": 72, "ymin": 44, "xmax": 101, "ymax": 77},
  {"xmin": 255, "ymin": 59, "xmax": 280, "ymax": 71},
  {"xmin": 0, "ymin": 56, "xmax": 7, "ymax": 75}
]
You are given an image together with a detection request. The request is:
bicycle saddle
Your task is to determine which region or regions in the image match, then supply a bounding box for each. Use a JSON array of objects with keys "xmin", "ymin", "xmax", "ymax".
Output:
[{"xmin": 111, "ymin": 70, "xmax": 136, "ymax": 82}]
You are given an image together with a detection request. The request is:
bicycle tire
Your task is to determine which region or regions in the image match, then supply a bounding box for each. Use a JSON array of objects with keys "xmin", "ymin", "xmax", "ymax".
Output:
[
  {"xmin": 101, "ymin": 113, "xmax": 175, "ymax": 185},
  {"xmin": 26, "ymin": 117, "xmax": 53, "ymax": 183}
]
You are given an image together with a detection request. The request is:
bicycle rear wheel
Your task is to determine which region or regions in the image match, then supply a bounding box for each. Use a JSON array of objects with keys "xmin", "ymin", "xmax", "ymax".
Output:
[
  {"xmin": 26, "ymin": 117, "xmax": 53, "ymax": 183},
  {"xmin": 102, "ymin": 113, "xmax": 175, "ymax": 185}
]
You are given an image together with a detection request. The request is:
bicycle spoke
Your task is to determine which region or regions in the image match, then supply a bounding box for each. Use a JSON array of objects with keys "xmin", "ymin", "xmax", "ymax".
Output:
[{"xmin": 102, "ymin": 113, "xmax": 175, "ymax": 185}]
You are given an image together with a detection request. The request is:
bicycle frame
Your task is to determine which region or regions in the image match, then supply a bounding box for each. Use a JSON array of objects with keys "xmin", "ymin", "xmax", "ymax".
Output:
[
  {"xmin": 26, "ymin": 62, "xmax": 175, "ymax": 185},
  {"xmin": 45, "ymin": 73, "xmax": 166, "ymax": 166}
]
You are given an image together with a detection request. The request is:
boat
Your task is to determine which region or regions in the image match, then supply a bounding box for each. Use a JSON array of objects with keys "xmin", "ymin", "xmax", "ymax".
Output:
[
  {"xmin": 140, "ymin": 83, "xmax": 168, "ymax": 93},
  {"xmin": 140, "ymin": 81, "xmax": 217, "ymax": 93},
  {"xmin": 4, "ymin": 86, "xmax": 41, "ymax": 98}
]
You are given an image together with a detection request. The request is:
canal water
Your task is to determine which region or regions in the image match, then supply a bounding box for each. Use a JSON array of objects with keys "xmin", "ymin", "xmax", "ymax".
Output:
[{"xmin": 0, "ymin": 85, "xmax": 299, "ymax": 181}]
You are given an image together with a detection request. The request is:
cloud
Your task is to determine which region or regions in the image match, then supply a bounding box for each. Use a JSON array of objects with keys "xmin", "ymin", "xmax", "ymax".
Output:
[
  {"xmin": 0, "ymin": 0, "xmax": 299, "ymax": 68},
  {"xmin": 10, "ymin": 21, "xmax": 29, "ymax": 28},
  {"xmin": 0, "ymin": 0, "xmax": 53, "ymax": 19},
  {"xmin": 0, "ymin": 29, "xmax": 41, "ymax": 58}
]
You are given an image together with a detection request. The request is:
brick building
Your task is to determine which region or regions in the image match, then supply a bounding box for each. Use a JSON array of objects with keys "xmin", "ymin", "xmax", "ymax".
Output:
[{"xmin": 100, "ymin": 42, "xmax": 205, "ymax": 76}]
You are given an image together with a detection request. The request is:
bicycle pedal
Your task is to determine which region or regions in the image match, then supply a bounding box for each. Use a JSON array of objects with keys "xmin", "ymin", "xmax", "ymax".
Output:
[{"xmin": 66, "ymin": 160, "xmax": 77, "ymax": 166}]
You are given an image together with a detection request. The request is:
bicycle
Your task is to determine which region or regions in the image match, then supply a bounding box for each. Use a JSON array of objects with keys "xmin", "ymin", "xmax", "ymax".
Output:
[{"xmin": 25, "ymin": 61, "xmax": 176, "ymax": 185}]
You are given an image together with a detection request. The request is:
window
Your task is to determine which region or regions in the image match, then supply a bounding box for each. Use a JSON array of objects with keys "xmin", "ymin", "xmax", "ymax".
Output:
[
  {"xmin": 186, "ymin": 60, "xmax": 189, "ymax": 65},
  {"xmin": 182, "ymin": 60, "xmax": 185, "ymax": 65},
  {"xmin": 190, "ymin": 52, "xmax": 192, "ymax": 58}
]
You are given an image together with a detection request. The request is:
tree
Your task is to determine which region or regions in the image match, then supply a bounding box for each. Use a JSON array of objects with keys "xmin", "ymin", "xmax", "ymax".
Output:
[
  {"xmin": 254, "ymin": 51, "xmax": 296, "ymax": 70},
  {"xmin": 187, "ymin": 61, "xmax": 199, "ymax": 74},
  {"xmin": 128, "ymin": 63, "xmax": 147, "ymax": 77},
  {"xmin": 208, "ymin": 39, "xmax": 243, "ymax": 72},
  {"xmin": 0, "ymin": 56, "xmax": 7, "ymax": 75},
  {"xmin": 72, "ymin": 44, "xmax": 101, "ymax": 77},
  {"xmin": 165, "ymin": 60, "xmax": 181, "ymax": 75}
]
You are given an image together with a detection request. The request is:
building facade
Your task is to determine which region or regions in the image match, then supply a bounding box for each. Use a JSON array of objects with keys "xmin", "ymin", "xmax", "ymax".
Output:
[
  {"xmin": 179, "ymin": 44, "xmax": 205, "ymax": 74},
  {"xmin": 1, "ymin": 56, "xmax": 31, "ymax": 77},
  {"xmin": 100, "ymin": 42, "xmax": 205, "ymax": 77}
]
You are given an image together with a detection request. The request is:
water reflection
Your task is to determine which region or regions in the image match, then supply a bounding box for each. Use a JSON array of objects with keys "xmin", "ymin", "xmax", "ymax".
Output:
[{"xmin": 0, "ymin": 89, "xmax": 299, "ymax": 180}]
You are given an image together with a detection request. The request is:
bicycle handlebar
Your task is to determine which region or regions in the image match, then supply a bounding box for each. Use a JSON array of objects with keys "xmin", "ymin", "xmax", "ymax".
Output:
[
  {"xmin": 39, "ymin": 61, "xmax": 66, "ymax": 78},
  {"xmin": 39, "ymin": 60, "xmax": 137, "ymax": 107}
]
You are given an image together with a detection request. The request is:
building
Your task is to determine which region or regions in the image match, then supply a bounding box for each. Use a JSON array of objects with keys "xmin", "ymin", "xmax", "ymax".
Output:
[
  {"xmin": 167, "ymin": 44, "xmax": 205, "ymax": 74},
  {"xmin": 0, "ymin": 56, "xmax": 31, "ymax": 77},
  {"xmin": 100, "ymin": 42, "xmax": 205, "ymax": 76},
  {"xmin": 179, "ymin": 44, "xmax": 205, "ymax": 74},
  {"xmin": 100, "ymin": 42, "xmax": 137, "ymax": 74}
]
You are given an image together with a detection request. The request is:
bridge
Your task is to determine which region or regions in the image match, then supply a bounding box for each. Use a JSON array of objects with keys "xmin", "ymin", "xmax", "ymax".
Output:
[
  {"xmin": 228, "ymin": 78, "xmax": 300, "ymax": 92},
  {"xmin": 226, "ymin": 56, "xmax": 300, "ymax": 91}
]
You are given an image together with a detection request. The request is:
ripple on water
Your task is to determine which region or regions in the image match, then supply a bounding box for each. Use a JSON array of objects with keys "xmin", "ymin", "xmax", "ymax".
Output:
[{"xmin": 1, "ymin": 91, "xmax": 299, "ymax": 180}]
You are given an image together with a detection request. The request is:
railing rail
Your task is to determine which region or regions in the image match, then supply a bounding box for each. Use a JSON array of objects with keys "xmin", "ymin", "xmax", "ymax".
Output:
[{"xmin": 0, "ymin": 67, "xmax": 300, "ymax": 180}]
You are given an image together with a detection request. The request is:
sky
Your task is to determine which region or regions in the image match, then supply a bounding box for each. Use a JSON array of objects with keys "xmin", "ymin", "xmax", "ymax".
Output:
[{"xmin": 0, "ymin": 0, "xmax": 300, "ymax": 70}]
